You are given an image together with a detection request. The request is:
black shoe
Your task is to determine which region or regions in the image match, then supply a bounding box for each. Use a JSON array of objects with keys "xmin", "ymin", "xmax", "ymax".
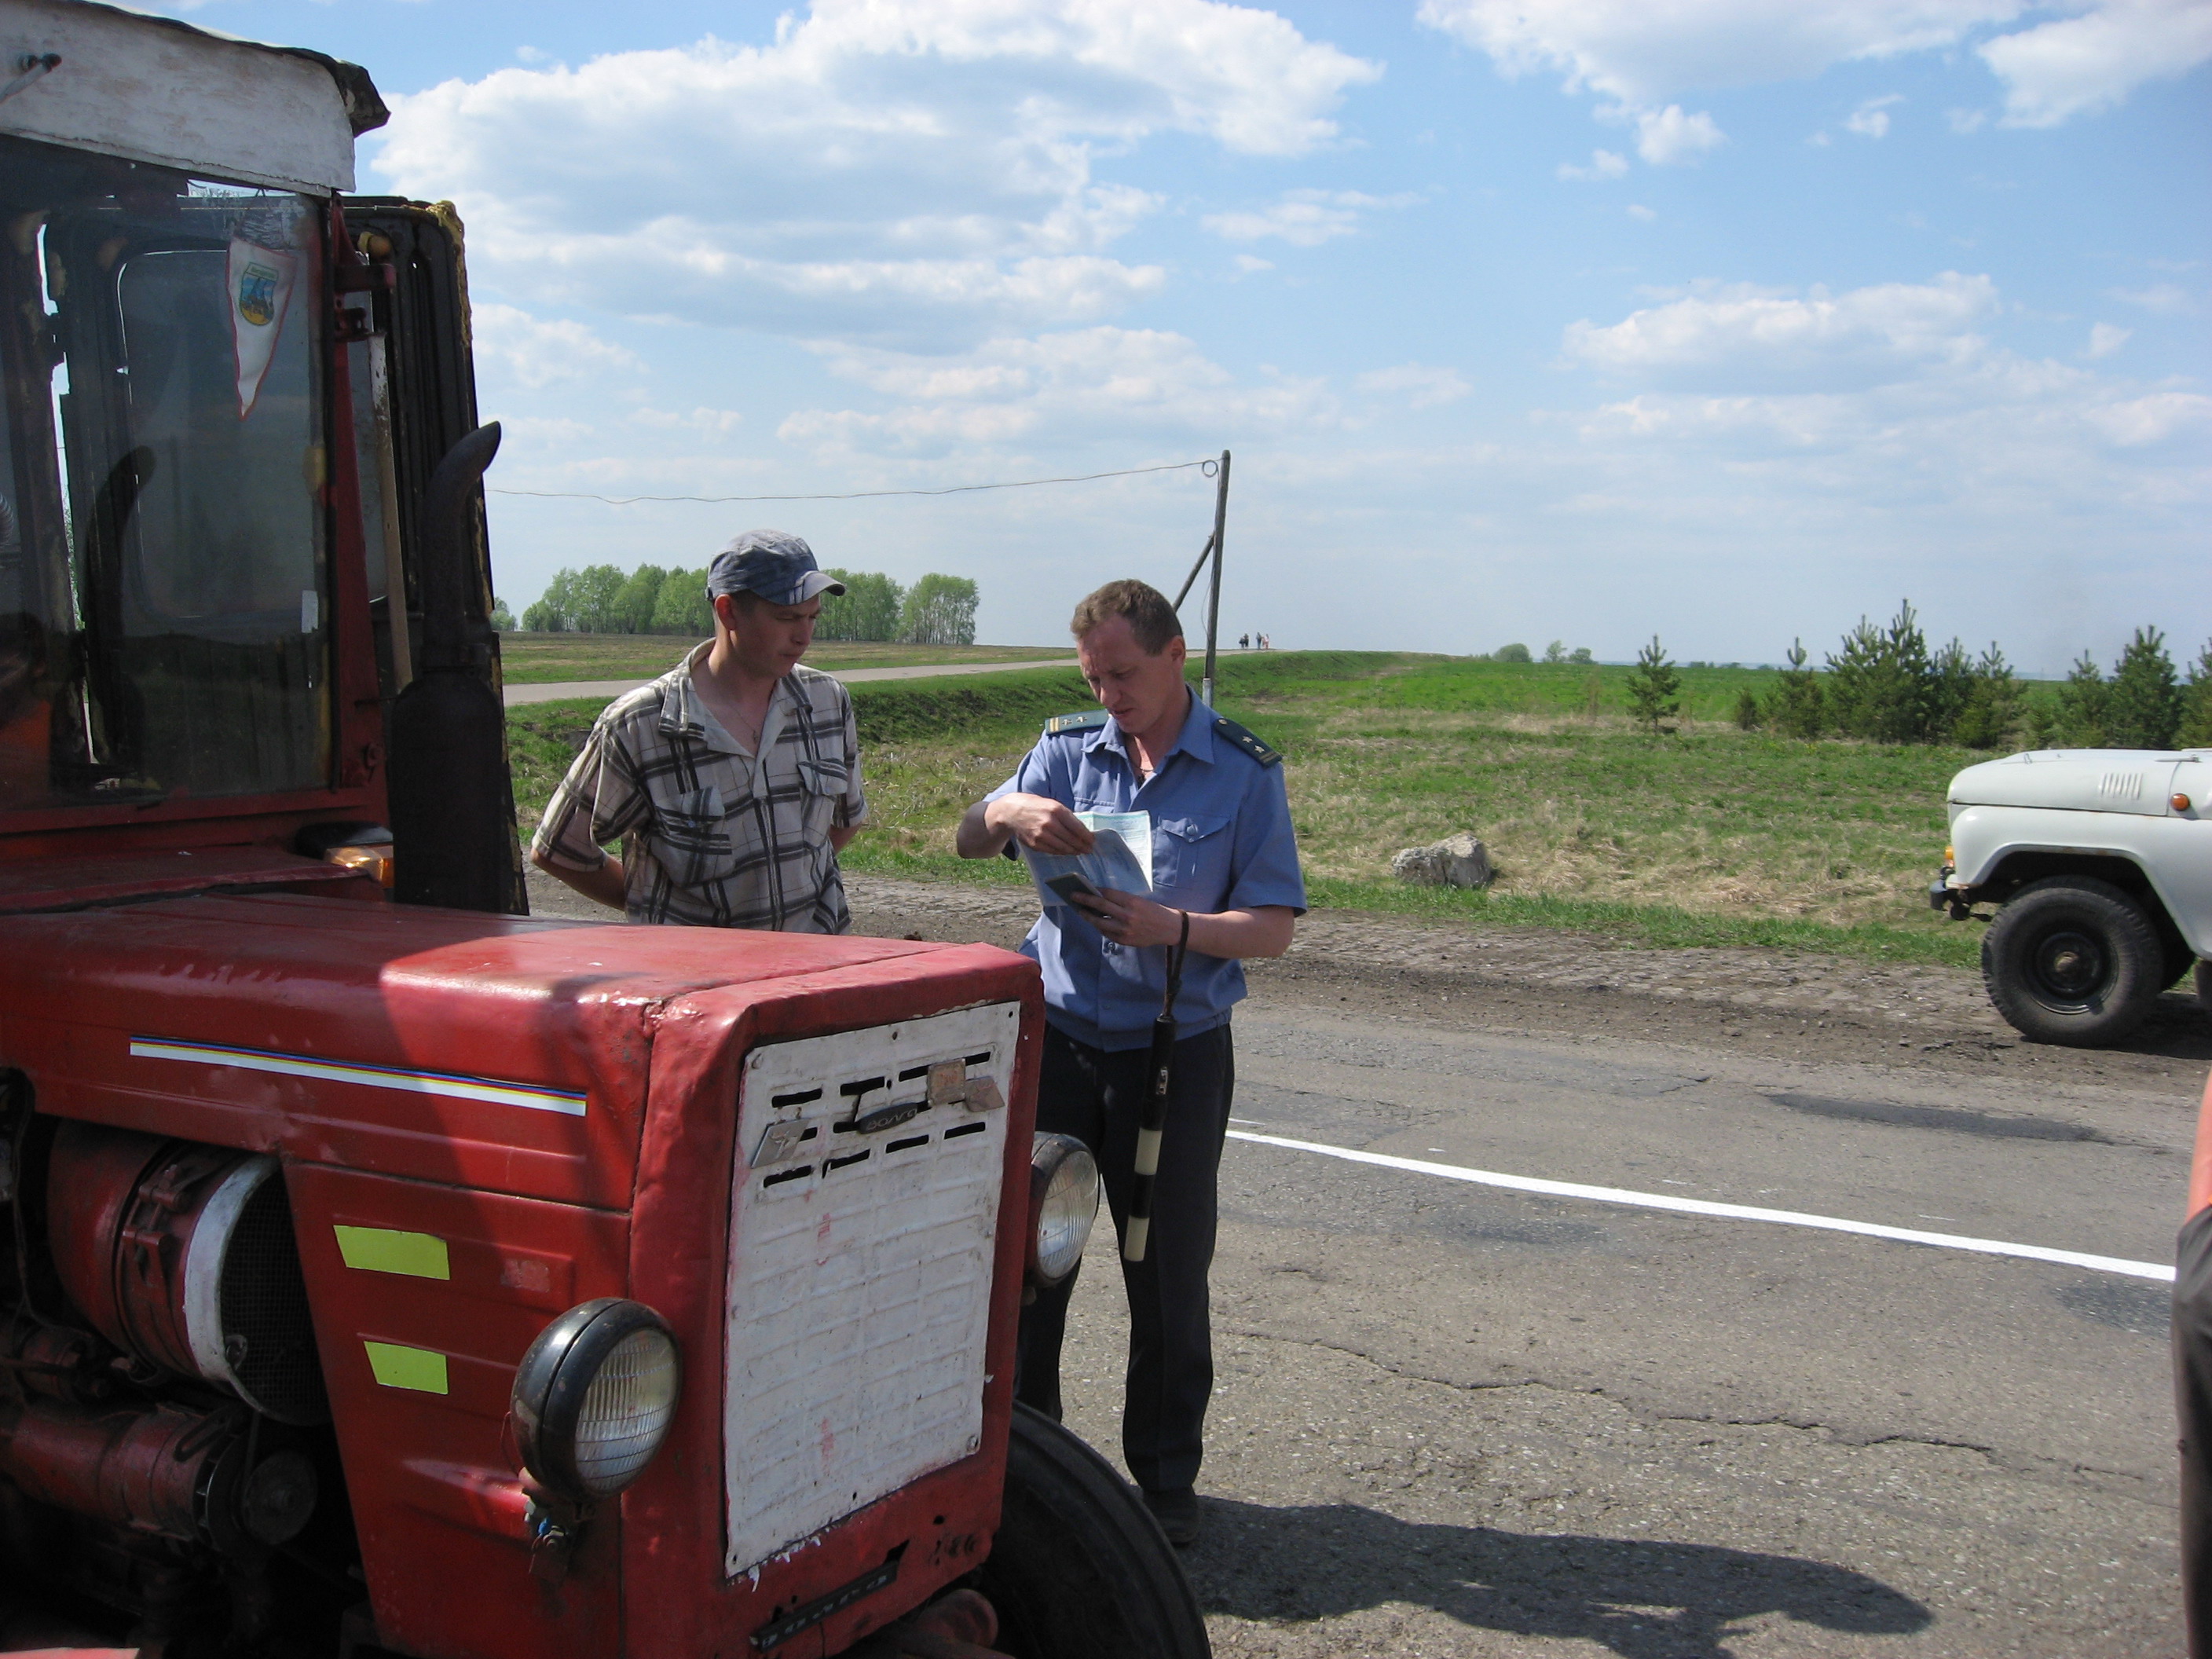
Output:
[{"xmin": 1142, "ymin": 1485, "xmax": 1199, "ymax": 1547}]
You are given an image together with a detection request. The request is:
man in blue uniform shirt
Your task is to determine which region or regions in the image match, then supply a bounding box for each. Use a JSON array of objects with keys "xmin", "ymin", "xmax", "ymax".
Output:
[{"xmin": 956, "ymin": 578, "xmax": 1306, "ymax": 1546}]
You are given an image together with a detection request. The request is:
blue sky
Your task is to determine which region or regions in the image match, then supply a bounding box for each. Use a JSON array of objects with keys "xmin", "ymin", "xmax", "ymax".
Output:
[{"xmin": 152, "ymin": 1, "xmax": 2208, "ymax": 671}]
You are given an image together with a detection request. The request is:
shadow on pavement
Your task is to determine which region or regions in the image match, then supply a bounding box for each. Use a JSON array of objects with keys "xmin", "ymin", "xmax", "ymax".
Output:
[{"xmin": 1185, "ymin": 1498, "xmax": 1931, "ymax": 1658}]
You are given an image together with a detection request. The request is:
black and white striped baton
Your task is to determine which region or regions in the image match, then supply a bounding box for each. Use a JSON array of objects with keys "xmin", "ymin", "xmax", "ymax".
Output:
[{"xmin": 1124, "ymin": 909, "xmax": 1190, "ymax": 1264}]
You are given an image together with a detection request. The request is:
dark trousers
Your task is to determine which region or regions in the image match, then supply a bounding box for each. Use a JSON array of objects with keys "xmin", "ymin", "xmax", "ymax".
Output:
[
  {"xmin": 2178, "ymin": 1204, "xmax": 2212, "ymax": 1657},
  {"xmin": 1016, "ymin": 1022, "xmax": 1234, "ymax": 1493}
]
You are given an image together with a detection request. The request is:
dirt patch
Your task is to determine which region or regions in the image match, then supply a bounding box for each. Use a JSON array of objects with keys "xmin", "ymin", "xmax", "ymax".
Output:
[{"xmin": 525, "ymin": 867, "xmax": 2212, "ymax": 1093}]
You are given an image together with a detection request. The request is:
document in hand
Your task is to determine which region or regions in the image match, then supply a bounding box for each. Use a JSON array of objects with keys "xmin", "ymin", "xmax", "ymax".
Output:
[{"xmin": 1023, "ymin": 810, "xmax": 1153, "ymax": 910}]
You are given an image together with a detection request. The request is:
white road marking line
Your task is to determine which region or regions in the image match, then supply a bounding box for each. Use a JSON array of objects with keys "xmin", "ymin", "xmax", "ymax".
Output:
[
  {"xmin": 1225, "ymin": 1129, "xmax": 2174, "ymax": 1284},
  {"xmin": 130, "ymin": 1038, "xmax": 588, "ymax": 1116}
]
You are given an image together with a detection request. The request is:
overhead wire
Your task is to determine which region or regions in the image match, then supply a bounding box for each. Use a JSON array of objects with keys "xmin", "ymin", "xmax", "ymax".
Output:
[{"xmin": 488, "ymin": 456, "xmax": 1218, "ymax": 507}]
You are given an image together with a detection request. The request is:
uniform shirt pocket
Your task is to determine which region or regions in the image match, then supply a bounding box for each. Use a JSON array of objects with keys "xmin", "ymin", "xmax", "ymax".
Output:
[
  {"xmin": 1154, "ymin": 814, "xmax": 1232, "ymax": 897},
  {"xmin": 651, "ymin": 784, "xmax": 740, "ymax": 888}
]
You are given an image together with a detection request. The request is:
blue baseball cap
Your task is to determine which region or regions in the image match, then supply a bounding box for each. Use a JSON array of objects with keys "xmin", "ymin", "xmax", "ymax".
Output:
[{"xmin": 705, "ymin": 529, "xmax": 846, "ymax": 606}]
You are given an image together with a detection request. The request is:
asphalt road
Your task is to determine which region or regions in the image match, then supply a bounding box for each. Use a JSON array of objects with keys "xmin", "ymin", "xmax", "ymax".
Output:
[
  {"xmin": 527, "ymin": 870, "xmax": 2196, "ymax": 1657},
  {"xmin": 1057, "ymin": 1000, "xmax": 2187, "ymax": 1659}
]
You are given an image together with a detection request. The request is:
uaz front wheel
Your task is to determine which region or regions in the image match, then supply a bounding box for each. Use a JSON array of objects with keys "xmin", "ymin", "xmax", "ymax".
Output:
[{"xmin": 1982, "ymin": 876, "xmax": 2162, "ymax": 1046}]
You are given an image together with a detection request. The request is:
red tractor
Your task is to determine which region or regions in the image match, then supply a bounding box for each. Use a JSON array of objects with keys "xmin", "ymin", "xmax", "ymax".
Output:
[{"xmin": 0, "ymin": 4, "xmax": 1207, "ymax": 1655}]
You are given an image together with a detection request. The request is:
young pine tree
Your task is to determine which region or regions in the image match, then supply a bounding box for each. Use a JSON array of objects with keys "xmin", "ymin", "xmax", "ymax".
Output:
[
  {"xmin": 1624, "ymin": 635, "xmax": 1682, "ymax": 735},
  {"xmin": 1763, "ymin": 639, "xmax": 1826, "ymax": 739},
  {"xmin": 2051, "ymin": 650, "xmax": 2111, "ymax": 747},
  {"xmin": 1947, "ymin": 643, "xmax": 2024, "ymax": 749},
  {"xmin": 2104, "ymin": 625, "xmax": 2183, "ymax": 749},
  {"xmin": 2181, "ymin": 639, "xmax": 2212, "ymax": 748}
]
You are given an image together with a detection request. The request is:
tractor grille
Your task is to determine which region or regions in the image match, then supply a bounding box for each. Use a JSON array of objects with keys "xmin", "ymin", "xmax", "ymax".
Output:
[
  {"xmin": 218, "ymin": 1174, "xmax": 329, "ymax": 1425},
  {"xmin": 723, "ymin": 1002, "xmax": 1017, "ymax": 1577}
]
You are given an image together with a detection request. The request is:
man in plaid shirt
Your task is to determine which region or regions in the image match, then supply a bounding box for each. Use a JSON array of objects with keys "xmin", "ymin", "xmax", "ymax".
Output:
[{"xmin": 529, "ymin": 531, "xmax": 867, "ymax": 931}]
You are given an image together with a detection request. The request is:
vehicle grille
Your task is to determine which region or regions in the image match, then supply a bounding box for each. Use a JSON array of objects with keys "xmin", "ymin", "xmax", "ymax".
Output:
[{"xmin": 723, "ymin": 1002, "xmax": 1017, "ymax": 1576}]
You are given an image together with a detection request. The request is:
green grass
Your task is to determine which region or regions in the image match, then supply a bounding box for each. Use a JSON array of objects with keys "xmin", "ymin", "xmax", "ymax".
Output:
[
  {"xmin": 496, "ymin": 632, "xmax": 1073, "ymax": 684},
  {"xmin": 508, "ymin": 650, "xmax": 1994, "ymax": 967}
]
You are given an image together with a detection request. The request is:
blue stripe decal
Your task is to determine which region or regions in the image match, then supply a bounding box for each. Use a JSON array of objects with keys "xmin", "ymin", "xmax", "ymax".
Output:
[{"xmin": 129, "ymin": 1038, "xmax": 587, "ymax": 1117}]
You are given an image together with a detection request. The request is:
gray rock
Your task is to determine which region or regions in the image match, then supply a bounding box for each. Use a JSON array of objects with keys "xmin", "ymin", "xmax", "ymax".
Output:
[{"xmin": 1390, "ymin": 832, "xmax": 1493, "ymax": 889}]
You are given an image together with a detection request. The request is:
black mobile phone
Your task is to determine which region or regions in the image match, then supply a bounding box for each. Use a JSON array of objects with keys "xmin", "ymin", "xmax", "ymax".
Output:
[{"xmin": 1045, "ymin": 873, "xmax": 1101, "ymax": 903}]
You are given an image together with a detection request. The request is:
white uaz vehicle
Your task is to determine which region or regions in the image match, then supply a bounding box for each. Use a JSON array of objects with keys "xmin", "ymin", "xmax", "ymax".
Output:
[{"xmin": 1933, "ymin": 749, "xmax": 2212, "ymax": 1046}]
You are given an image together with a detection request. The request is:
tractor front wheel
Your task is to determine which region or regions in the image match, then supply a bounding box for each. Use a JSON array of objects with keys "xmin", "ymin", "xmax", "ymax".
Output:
[{"xmin": 971, "ymin": 1405, "xmax": 1210, "ymax": 1659}]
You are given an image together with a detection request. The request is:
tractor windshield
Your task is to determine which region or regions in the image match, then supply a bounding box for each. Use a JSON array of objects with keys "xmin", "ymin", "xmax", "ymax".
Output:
[{"xmin": 0, "ymin": 134, "xmax": 330, "ymax": 815}]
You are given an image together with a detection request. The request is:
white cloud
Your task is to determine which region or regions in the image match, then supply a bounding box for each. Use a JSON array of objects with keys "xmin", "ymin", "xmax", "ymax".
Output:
[
  {"xmin": 1200, "ymin": 189, "xmax": 1411, "ymax": 247},
  {"xmin": 1233, "ymin": 254, "xmax": 1275, "ymax": 273},
  {"xmin": 1635, "ymin": 104, "xmax": 1725, "ymax": 163},
  {"xmin": 1946, "ymin": 105, "xmax": 1990, "ymax": 131},
  {"xmin": 1557, "ymin": 148, "xmax": 1629, "ymax": 181},
  {"xmin": 471, "ymin": 303, "xmax": 642, "ymax": 388},
  {"xmin": 1563, "ymin": 273, "xmax": 1999, "ymax": 390},
  {"xmin": 2086, "ymin": 390, "xmax": 2212, "ymax": 445},
  {"xmin": 1627, "ymin": 203, "xmax": 1657, "ymax": 221},
  {"xmin": 1846, "ymin": 93, "xmax": 1904, "ymax": 137},
  {"xmin": 1416, "ymin": 0, "xmax": 2024, "ymax": 103},
  {"xmin": 374, "ymin": 0, "xmax": 1379, "ymax": 347},
  {"xmin": 628, "ymin": 406, "xmax": 747, "ymax": 436},
  {"xmin": 1415, "ymin": 0, "xmax": 2207, "ymax": 130},
  {"xmin": 1357, "ymin": 363, "xmax": 1472, "ymax": 408},
  {"xmin": 1979, "ymin": 0, "xmax": 2212, "ymax": 126},
  {"xmin": 2084, "ymin": 321, "xmax": 2132, "ymax": 359},
  {"xmin": 779, "ymin": 325, "xmax": 1338, "ymax": 455},
  {"xmin": 2109, "ymin": 281, "xmax": 2199, "ymax": 314}
]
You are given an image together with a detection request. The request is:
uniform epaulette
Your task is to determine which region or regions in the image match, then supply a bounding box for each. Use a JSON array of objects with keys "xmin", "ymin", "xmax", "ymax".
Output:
[
  {"xmin": 1213, "ymin": 716, "xmax": 1282, "ymax": 767},
  {"xmin": 1044, "ymin": 709, "xmax": 1110, "ymax": 736}
]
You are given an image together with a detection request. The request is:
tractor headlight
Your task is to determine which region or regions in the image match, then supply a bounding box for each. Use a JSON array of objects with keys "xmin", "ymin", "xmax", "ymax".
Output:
[
  {"xmin": 510, "ymin": 1298, "xmax": 680, "ymax": 1503},
  {"xmin": 1028, "ymin": 1133, "xmax": 1100, "ymax": 1287}
]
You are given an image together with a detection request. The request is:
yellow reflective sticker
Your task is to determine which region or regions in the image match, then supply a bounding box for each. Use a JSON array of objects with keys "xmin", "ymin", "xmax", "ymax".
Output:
[
  {"xmin": 335, "ymin": 1225, "xmax": 451, "ymax": 1280},
  {"xmin": 364, "ymin": 1341, "xmax": 449, "ymax": 1393}
]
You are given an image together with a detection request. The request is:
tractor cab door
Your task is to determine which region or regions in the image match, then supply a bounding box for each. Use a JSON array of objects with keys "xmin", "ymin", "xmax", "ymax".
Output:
[{"xmin": 339, "ymin": 199, "xmax": 525, "ymax": 914}]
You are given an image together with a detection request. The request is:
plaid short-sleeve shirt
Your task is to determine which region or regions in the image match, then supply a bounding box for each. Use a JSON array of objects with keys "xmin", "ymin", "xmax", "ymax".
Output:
[{"xmin": 531, "ymin": 647, "xmax": 866, "ymax": 931}]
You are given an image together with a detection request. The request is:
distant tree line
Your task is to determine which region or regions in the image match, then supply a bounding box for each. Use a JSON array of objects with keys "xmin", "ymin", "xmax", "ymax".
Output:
[
  {"xmin": 516, "ymin": 563, "xmax": 979, "ymax": 646},
  {"xmin": 1630, "ymin": 599, "xmax": 2212, "ymax": 749}
]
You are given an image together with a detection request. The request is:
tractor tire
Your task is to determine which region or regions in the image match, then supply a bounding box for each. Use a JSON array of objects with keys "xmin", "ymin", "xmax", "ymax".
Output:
[
  {"xmin": 1982, "ymin": 877, "xmax": 2163, "ymax": 1047},
  {"xmin": 972, "ymin": 1405, "xmax": 1210, "ymax": 1659}
]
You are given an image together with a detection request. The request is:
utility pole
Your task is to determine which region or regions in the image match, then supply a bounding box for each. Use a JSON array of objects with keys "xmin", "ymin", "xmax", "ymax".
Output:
[{"xmin": 1201, "ymin": 449, "xmax": 1229, "ymax": 707}]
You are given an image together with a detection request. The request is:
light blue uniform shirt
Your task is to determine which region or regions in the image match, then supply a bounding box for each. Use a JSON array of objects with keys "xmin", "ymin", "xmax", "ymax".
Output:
[{"xmin": 987, "ymin": 692, "xmax": 1307, "ymax": 1052}]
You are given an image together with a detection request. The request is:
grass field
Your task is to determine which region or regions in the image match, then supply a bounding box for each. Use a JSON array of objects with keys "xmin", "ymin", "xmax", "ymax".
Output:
[
  {"xmin": 497, "ymin": 633, "xmax": 1072, "ymax": 684},
  {"xmin": 507, "ymin": 651, "xmax": 1993, "ymax": 965}
]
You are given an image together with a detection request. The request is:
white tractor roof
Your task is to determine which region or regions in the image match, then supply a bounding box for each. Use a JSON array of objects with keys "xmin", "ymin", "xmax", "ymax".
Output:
[{"xmin": 0, "ymin": 0, "xmax": 386, "ymax": 194}]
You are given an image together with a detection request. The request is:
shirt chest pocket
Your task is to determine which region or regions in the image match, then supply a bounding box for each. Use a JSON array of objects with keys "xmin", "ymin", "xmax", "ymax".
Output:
[
  {"xmin": 795, "ymin": 756, "xmax": 848, "ymax": 836},
  {"xmin": 650, "ymin": 784, "xmax": 740, "ymax": 888},
  {"xmin": 1154, "ymin": 814, "xmax": 1232, "ymax": 895}
]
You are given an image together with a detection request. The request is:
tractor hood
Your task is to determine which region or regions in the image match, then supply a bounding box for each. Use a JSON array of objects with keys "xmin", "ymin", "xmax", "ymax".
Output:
[
  {"xmin": 0, "ymin": 891, "xmax": 1031, "ymax": 1208},
  {"xmin": 1946, "ymin": 749, "xmax": 2208, "ymax": 816}
]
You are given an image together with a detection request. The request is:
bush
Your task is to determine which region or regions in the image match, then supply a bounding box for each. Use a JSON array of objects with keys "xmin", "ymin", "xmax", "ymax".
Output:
[
  {"xmin": 1733, "ymin": 687, "xmax": 1761, "ymax": 731},
  {"xmin": 1495, "ymin": 642, "xmax": 1532, "ymax": 664},
  {"xmin": 1826, "ymin": 601, "xmax": 1938, "ymax": 744}
]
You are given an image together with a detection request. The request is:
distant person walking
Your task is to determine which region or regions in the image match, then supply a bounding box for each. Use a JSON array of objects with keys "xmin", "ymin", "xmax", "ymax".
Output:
[
  {"xmin": 529, "ymin": 529, "xmax": 866, "ymax": 930},
  {"xmin": 1237, "ymin": 632, "xmax": 1249, "ymax": 650}
]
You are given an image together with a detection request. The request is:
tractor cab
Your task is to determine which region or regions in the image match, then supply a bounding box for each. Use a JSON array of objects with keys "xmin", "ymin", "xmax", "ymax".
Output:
[{"xmin": 0, "ymin": 6, "xmax": 1205, "ymax": 1657}]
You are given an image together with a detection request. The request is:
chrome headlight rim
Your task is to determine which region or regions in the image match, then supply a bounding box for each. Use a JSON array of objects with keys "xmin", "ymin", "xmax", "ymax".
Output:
[
  {"xmin": 510, "ymin": 1297, "xmax": 680, "ymax": 1504},
  {"xmin": 1027, "ymin": 1132, "xmax": 1100, "ymax": 1287}
]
